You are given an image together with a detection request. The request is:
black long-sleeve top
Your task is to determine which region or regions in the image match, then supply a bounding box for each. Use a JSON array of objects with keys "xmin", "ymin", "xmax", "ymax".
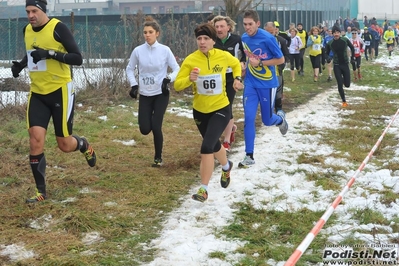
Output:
[{"xmin": 326, "ymin": 37, "xmax": 355, "ymax": 65}]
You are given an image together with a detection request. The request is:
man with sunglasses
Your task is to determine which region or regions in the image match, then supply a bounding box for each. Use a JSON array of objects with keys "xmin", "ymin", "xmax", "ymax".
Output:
[{"xmin": 349, "ymin": 28, "xmax": 365, "ymax": 81}]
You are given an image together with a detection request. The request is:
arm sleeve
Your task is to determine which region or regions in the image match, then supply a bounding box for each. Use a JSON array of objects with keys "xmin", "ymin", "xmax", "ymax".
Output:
[
  {"xmin": 126, "ymin": 49, "xmax": 138, "ymax": 86},
  {"xmin": 174, "ymin": 59, "xmax": 193, "ymax": 92},
  {"xmin": 53, "ymin": 22, "xmax": 83, "ymax": 66},
  {"xmin": 325, "ymin": 41, "xmax": 331, "ymax": 56},
  {"xmin": 281, "ymin": 40, "xmax": 289, "ymax": 57},
  {"xmin": 239, "ymin": 40, "xmax": 246, "ymax": 63},
  {"xmin": 228, "ymin": 52, "xmax": 241, "ymax": 78},
  {"xmin": 346, "ymin": 39, "xmax": 355, "ymax": 57},
  {"xmin": 306, "ymin": 36, "xmax": 313, "ymax": 47},
  {"xmin": 166, "ymin": 48, "xmax": 180, "ymax": 82}
]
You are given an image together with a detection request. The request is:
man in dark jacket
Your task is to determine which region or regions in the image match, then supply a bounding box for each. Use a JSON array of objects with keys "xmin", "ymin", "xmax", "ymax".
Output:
[
  {"xmin": 212, "ymin": 15, "xmax": 246, "ymax": 152},
  {"xmin": 264, "ymin": 21, "xmax": 289, "ymax": 117}
]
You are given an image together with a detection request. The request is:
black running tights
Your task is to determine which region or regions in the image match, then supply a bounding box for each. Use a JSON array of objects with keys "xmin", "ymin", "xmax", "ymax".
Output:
[
  {"xmin": 333, "ymin": 64, "xmax": 351, "ymax": 102},
  {"xmin": 138, "ymin": 93, "xmax": 169, "ymax": 159}
]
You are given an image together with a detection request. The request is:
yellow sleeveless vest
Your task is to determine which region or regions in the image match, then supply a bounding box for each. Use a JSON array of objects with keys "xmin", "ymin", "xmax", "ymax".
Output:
[
  {"xmin": 309, "ymin": 35, "xmax": 322, "ymax": 56},
  {"xmin": 25, "ymin": 18, "xmax": 71, "ymax": 95},
  {"xmin": 297, "ymin": 30, "xmax": 307, "ymax": 49}
]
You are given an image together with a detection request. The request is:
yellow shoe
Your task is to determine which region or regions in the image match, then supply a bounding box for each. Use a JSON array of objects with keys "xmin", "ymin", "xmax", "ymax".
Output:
[
  {"xmin": 192, "ymin": 187, "xmax": 208, "ymax": 202},
  {"xmin": 26, "ymin": 189, "xmax": 46, "ymax": 203}
]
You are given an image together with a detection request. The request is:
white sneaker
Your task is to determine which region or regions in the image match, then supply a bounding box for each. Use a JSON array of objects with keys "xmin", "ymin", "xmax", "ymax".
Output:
[
  {"xmin": 277, "ymin": 112, "xmax": 288, "ymax": 136},
  {"xmin": 238, "ymin": 155, "xmax": 255, "ymax": 168},
  {"xmin": 276, "ymin": 109, "xmax": 286, "ymax": 119}
]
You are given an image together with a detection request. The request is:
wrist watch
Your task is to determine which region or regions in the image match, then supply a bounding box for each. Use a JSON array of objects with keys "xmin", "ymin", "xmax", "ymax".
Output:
[
  {"xmin": 258, "ymin": 60, "xmax": 263, "ymax": 67},
  {"xmin": 235, "ymin": 76, "xmax": 242, "ymax": 82},
  {"xmin": 48, "ymin": 50, "xmax": 56, "ymax": 58}
]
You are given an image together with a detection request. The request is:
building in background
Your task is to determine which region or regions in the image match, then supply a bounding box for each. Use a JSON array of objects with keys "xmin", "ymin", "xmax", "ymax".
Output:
[{"xmin": 1, "ymin": 0, "xmax": 224, "ymax": 17}]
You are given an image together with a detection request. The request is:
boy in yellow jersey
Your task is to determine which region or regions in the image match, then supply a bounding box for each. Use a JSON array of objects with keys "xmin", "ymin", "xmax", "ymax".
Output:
[
  {"xmin": 383, "ymin": 26, "xmax": 395, "ymax": 59},
  {"xmin": 11, "ymin": 0, "xmax": 96, "ymax": 203},
  {"xmin": 174, "ymin": 23, "xmax": 244, "ymax": 202}
]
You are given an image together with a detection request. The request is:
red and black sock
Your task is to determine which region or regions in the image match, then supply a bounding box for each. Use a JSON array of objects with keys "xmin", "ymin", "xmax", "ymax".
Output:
[{"xmin": 30, "ymin": 153, "xmax": 46, "ymax": 195}]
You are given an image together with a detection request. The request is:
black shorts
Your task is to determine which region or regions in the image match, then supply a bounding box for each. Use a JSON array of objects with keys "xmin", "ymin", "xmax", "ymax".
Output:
[{"xmin": 27, "ymin": 82, "xmax": 75, "ymax": 137}]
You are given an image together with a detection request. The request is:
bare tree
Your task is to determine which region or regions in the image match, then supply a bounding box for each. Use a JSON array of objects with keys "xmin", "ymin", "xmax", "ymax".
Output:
[{"xmin": 223, "ymin": 0, "xmax": 262, "ymax": 21}]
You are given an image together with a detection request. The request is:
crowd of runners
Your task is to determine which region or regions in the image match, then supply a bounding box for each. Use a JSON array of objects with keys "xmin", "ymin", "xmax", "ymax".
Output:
[{"xmin": 15, "ymin": 0, "xmax": 398, "ymax": 203}]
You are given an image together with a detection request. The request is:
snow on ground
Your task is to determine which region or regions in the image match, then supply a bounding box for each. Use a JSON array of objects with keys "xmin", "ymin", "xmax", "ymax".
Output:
[{"xmin": 144, "ymin": 54, "xmax": 399, "ymax": 265}]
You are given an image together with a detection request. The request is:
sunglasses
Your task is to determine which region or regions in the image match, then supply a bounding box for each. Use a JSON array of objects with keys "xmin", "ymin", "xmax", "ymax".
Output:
[{"xmin": 351, "ymin": 32, "xmax": 357, "ymax": 34}]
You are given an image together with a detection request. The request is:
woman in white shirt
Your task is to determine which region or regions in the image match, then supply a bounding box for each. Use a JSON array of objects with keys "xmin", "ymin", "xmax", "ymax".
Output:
[
  {"xmin": 126, "ymin": 16, "xmax": 180, "ymax": 167},
  {"xmin": 288, "ymin": 28, "xmax": 303, "ymax": 82}
]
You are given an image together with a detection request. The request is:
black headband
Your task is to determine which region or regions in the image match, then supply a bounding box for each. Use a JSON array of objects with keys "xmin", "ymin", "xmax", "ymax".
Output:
[
  {"xmin": 26, "ymin": 0, "xmax": 46, "ymax": 13},
  {"xmin": 195, "ymin": 30, "xmax": 215, "ymax": 41}
]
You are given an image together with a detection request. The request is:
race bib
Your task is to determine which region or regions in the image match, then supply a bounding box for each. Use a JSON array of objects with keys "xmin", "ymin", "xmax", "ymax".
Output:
[
  {"xmin": 195, "ymin": 73, "xmax": 223, "ymax": 95},
  {"xmin": 312, "ymin": 44, "xmax": 321, "ymax": 51},
  {"xmin": 27, "ymin": 50, "xmax": 47, "ymax": 72},
  {"xmin": 364, "ymin": 41, "xmax": 370, "ymax": 46},
  {"xmin": 354, "ymin": 47, "xmax": 360, "ymax": 54},
  {"xmin": 139, "ymin": 73, "xmax": 157, "ymax": 91}
]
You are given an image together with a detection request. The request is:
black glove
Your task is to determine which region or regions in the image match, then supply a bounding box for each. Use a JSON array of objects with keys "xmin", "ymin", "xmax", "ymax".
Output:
[
  {"xmin": 30, "ymin": 46, "xmax": 51, "ymax": 64},
  {"xmin": 129, "ymin": 85, "xmax": 138, "ymax": 99},
  {"xmin": 350, "ymin": 57, "xmax": 356, "ymax": 64},
  {"xmin": 161, "ymin": 78, "xmax": 170, "ymax": 96},
  {"xmin": 11, "ymin": 61, "xmax": 25, "ymax": 78}
]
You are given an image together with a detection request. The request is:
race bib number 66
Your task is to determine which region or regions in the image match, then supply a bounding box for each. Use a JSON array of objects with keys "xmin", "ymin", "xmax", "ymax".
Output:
[{"xmin": 196, "ymin": 74, "xmax": 223, "ymax": 95}]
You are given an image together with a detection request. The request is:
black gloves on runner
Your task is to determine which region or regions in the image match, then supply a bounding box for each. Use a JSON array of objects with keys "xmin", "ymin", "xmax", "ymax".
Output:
[
  {"xmin": 31, "ymin": 46, "xmax": 51, "ymax": 64},
  {"xmin": 161, "ymin": 78, "xmax": 170, "ymax": 96},
  {"xmin": 11, "ymin": 61, "xmax": 26, "ymax": 78},
  {"xmin": 129, "ymin": 85, "xmax": 138, "ymax": 99},
  {"xmin": 350, "ymin": 57, "xmax": 356, "ymax": 64}
]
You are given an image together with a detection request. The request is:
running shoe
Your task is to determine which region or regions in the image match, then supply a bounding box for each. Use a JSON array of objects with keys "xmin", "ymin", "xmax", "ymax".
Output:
[
  {"xmin": 152, "ymin": 158, "xmax": 163, "ymax": 167},
  {"xmin": 327, "ymin": 75, "xmax": 332, "ymax": 82},
  {"xmin": 276, "ymin": 109, "xmax": 286, "ymax": 120},
  {"xmin": 277, "ymin": 112, "xmax": 288, "ymax": 135},
  {"xmin": 358, "ymin": 73, "xmax": 362, "ymax": 80},
  {"xmin": 222, "ymin": 141, "xmax": 231, "ymax": 152},
  {"xmin": 342, "ymin": 102, "xmax": 348, "ymax": 108},
  {"xmin": 238, "ymin": 155, "xmax": 255, "ymax": 168},
  {"xmin": 192, "ymin": 187, "xmax": 208, "ymax": 202},
  {"xmin": 220, "ymin": 160, "xmax": 233, "ymax": 188},
  {"xmin": 230, "ymin": 124, "xmax": 237, "ymax": 143},
  {"xmin": 26, "ymin": 189, "xmax": 46, "ymax": 203},
  {"xmin": 313, "ymin": 75, "xmax": 318, "ymax": 82},
  {"xmin": 81, "ymin": 138, "xmax": 96, "ymax": 167}
]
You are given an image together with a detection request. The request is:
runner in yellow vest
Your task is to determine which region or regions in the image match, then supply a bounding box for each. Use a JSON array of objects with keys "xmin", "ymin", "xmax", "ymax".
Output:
[
  {"xmin": 296, "ymin": 23, "xmax": 308, "ymax": 76},
  {"xmin": 307, "ymin": 26, "xmax": 323, "ymax": 81},
  {"xmin": 383, "ymin": 26, "xmax": 395, "ymax": 59}
]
